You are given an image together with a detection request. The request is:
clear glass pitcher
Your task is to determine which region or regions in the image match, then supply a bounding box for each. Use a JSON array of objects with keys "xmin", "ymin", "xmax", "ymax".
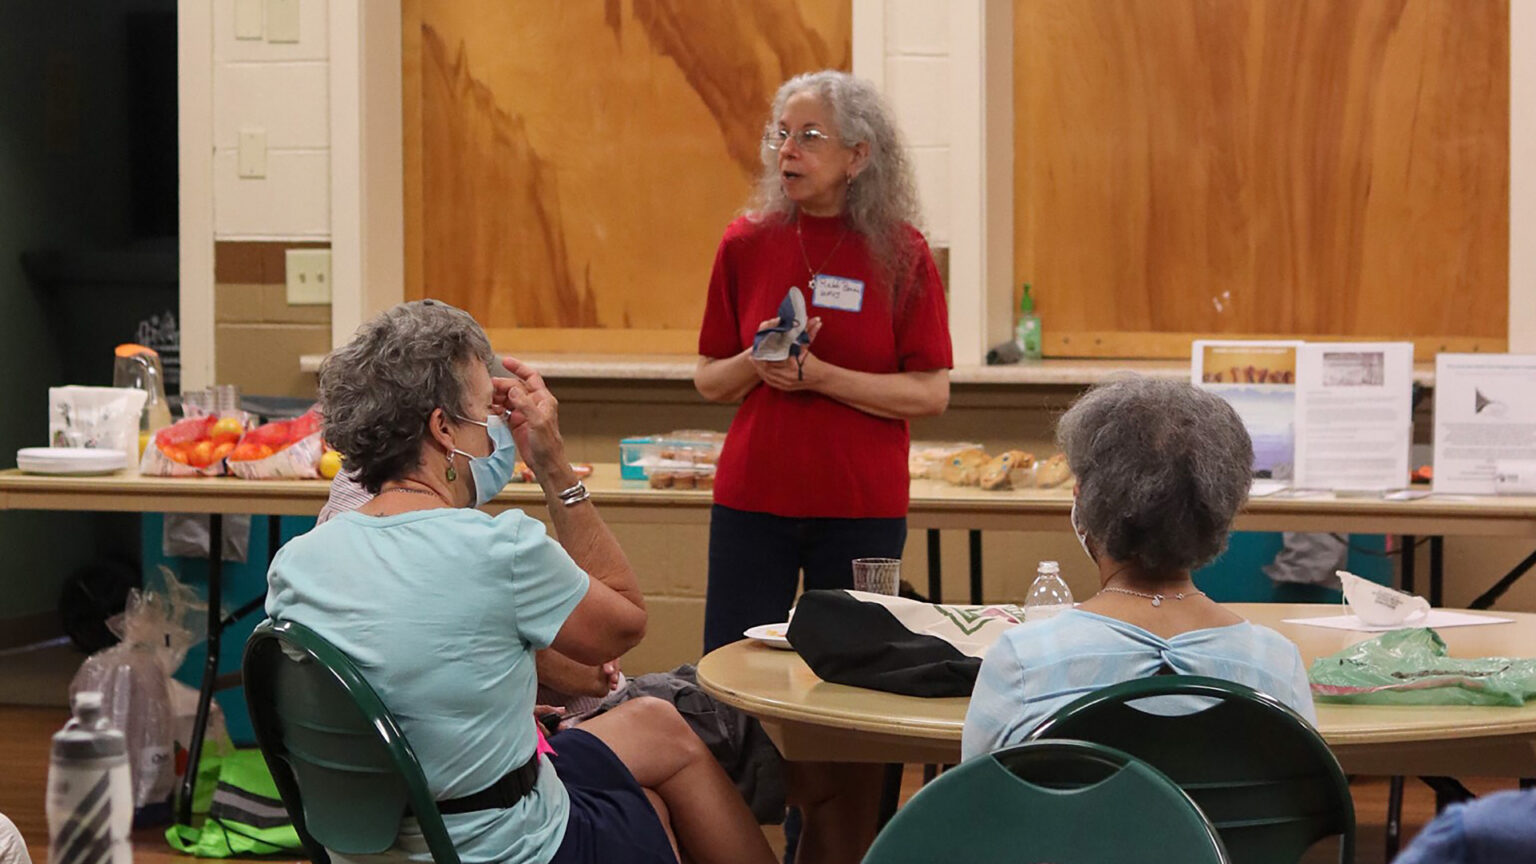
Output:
[{"xmin": 113, "ymin": 344, "xmax": 173, "ymax": 450}]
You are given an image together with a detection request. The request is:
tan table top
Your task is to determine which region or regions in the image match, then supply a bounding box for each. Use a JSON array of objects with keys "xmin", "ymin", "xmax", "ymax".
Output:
[
  {"xmin": 696, "ymin": 603, "xmax": 1536, "ymax": 776},
  {"xmin": 2, "ymin": 466, "xmax": 1534, "ymax": 537}
]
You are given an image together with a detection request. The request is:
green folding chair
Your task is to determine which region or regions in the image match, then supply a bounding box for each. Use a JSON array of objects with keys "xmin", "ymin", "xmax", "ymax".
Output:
[
  {"xmin": 1028, "ymin": 675, "xmax": 1354, "ymax": 864},
  {"xmin": 863, "ymin": 740, "xmax": 1230, "ymax": 864},
  {"xmin": 243, "ymin": 619, "xmax": 460, "ymax": 864}
]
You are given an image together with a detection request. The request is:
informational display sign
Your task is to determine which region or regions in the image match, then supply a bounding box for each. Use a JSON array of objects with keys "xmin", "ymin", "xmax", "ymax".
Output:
[
  {"xmin": 1433, "ymin": 353, "xmax": 1536, "ymax": 494},
  {"xmin": 1293, "ymin": 342, "xmax": 1415, "ymax": 491},
  {"xmin": 1191, "ymin": 340, "xmax": 1302, "ymax": 480}
]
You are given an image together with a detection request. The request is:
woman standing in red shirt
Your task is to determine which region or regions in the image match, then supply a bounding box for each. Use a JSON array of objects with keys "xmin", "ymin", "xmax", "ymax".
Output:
[{"xmin": 695, "ymin": 69, "xmax": 953, "ymax": 862}]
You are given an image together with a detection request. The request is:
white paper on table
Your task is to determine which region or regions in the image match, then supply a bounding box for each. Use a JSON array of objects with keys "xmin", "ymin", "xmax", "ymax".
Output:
[
  {"xmin": 1432, "ymin": 353, "xmax": 1536, "ymax": 495},
  {"xmin": 1248, "ymin": 479, "xmax": 1288, "ymax": 497},
  {"xmin": 1283, "ymin": 610, "xmax": 1514, "ymax": 632},
  {"xmin": 1192, "ymin": 340, "xmax": 1302, "ymax": 481},
  {"xmin": 1293, "ymin": 342, "xmax": 1414, "ymax": 491}
]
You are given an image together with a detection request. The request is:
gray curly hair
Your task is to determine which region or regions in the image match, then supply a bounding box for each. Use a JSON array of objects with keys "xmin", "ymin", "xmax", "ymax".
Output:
[
  {"xmin": 1057, "ymin": 376, "xmax": 1254, "ymax": 577},
  {"xmin": 748, "ymin": 70, "xmax": 922, "ymax": 289},
  {"xmin": 318, "ymin": 300, "xmax": 495, "ymax": 493}
]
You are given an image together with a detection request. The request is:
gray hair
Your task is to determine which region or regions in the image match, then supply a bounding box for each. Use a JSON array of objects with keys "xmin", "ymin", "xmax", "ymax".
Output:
[
  {"xmin": 318, "ymin": 299, "xmax": 495, "ymax": 493},
  {"xmin": 1057, "ymin": 376, "xmax": 1254, "ymax": 577},
  {"xmin": 748, "ymin": 70, "xmax": 922, "ymax": 288}
]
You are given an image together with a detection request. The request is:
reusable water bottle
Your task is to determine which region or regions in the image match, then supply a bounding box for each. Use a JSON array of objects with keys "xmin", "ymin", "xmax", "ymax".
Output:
[
  {"xmin": 48, "ymin": 691, "xmax": 133, "ymax": 864},
  {"xmin": 1023, "ymin": 560, "xmax": 1074, "ymax": 622}
]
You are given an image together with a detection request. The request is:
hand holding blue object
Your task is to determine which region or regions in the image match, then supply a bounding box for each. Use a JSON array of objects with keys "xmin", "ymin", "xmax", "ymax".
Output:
[{"xmin": 751, "ymin": 286, "xmax": 811, "ymax": 363}]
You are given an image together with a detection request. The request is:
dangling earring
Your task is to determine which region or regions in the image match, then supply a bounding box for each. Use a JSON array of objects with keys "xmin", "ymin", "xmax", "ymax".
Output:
[
  {"xmin": 445, "ymin": 448, "xmax": 457, "ymax": 483},
  {"xmin": 845, "ymin": 173, "xmax": 853, "ymax": 187}
]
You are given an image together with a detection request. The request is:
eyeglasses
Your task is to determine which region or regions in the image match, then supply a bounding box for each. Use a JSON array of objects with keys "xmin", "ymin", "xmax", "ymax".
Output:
[{"xmin": 762, "ymin": 128, "xmax": 837, "ymax": 153}]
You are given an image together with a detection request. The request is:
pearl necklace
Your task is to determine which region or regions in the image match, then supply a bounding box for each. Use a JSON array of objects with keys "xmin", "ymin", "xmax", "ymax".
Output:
[{"xmin": 1099, "ymin": 586, "xmax": 1205, "ymax": 608}]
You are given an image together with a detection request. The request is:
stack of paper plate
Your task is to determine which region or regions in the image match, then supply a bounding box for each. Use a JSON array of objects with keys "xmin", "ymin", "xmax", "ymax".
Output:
[{"xmin": 16, "ymin": 447, "xmax": 129, "ymax": 476}]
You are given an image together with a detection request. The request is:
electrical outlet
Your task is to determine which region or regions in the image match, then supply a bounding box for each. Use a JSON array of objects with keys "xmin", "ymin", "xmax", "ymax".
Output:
[
  {"xmin": 237, "ymin": 128, "xmax": 266, "ymax": 178},
  {"xmin": 286, "ymin": 249, "xmax": 331, "ymax": 305}
]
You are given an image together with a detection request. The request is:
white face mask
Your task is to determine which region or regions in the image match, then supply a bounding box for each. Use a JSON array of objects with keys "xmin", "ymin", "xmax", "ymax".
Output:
[{"xmin": 1070, "ymin": 499, "xmax": 1094, "ymax": 563}]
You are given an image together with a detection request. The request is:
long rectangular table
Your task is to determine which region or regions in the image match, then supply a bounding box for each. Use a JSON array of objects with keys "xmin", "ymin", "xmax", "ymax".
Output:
[{"xmin": 4, "ymin": 466, "xmax": 1536, "ymax": 825}]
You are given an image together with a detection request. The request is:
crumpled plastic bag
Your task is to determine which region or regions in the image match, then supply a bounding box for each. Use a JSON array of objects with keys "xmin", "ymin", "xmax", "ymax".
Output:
[
  {"xmin": 225, "ymin": 408, "xmax": 323, "ymax": 479},
  {"xmin": 1308, "ymin": 627, "xmax": 1536, "ymax": 706},
  {"xmin": 70, "ymin": 567, "xmax": 207, "ymax": 808}
]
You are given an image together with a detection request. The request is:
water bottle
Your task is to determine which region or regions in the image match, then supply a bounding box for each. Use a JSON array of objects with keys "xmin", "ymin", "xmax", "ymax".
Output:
[
  {"xmin": 1023, "ymin": 561, "xmax": 1074, "ymax": 622},
  {"xmin": 48, "ymin": 692, "xmax": 133, "ymax": 864}
]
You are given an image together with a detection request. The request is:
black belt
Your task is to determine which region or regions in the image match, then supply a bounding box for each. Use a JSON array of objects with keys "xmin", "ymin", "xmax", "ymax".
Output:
[{"xmin": 435, "ymin": 753, "xmax": 541, "ymax": 815}]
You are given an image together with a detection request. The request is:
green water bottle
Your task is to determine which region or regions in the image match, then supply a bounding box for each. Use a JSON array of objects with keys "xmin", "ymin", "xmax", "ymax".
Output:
[{"xmin": 1015, "ymin": 283, "xmax": 1042, "ymax": 360}]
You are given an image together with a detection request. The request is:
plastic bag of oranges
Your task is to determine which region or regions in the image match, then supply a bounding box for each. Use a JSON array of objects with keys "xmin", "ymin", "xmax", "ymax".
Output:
[
  {"xmin": 139, "ymin": 414, "xmax": 246, "ymax": 476},
  {"xmin": 226, "ymin": 408, "xmax": 324, "ymax": 479}
]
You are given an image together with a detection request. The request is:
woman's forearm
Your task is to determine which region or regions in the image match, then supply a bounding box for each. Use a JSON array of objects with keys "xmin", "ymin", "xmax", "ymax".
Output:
[
  {"xmin": 694, "ymin": 352, "xmax": 759, "ymax": 403},
  {"xmin": 539, "ymin": 464, "xmax": 645, "ymax": 612},
  {"xmin": 814, "ymin": 365, "xmax": 950, "ymax": 420}
]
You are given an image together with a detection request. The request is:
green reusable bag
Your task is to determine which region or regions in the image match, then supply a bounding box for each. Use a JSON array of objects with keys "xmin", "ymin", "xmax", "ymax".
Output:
[
  {"xmin": 1309, "ymin": 627, "xmax": 1536, "ymax": 706},
  {"xmin": 165, "ymin": 749, "xmax": 302, "ymax": 857}
]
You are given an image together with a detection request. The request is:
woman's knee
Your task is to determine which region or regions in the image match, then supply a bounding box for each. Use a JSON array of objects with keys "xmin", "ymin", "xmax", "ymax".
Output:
[{"xmin": 619, "ymin": 697, "xmax": 709, "ymax": 761}]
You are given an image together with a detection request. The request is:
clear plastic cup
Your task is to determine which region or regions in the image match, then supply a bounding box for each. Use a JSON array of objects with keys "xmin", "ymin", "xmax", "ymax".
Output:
[{"xmin": 852, "ymin": 558, "xmax": 901, "ymax": 595}]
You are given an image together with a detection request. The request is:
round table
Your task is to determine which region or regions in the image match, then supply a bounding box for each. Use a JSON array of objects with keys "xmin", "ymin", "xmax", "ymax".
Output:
[{"xmin": 696, "ymin": 603, "xmax": 1536, "ymax": 775}]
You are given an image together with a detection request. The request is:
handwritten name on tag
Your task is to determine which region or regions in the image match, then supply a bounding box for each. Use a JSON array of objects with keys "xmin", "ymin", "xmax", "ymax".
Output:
[{"xmin": 811, "ymin": 275, "xmax": 864, "ymax": 312}]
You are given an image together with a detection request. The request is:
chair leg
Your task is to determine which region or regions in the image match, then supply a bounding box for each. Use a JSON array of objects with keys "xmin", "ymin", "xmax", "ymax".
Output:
[
  {"xmin": 876, "ymin": 763, "xmax": 904, "ymax": 830},
  {"xmin": 1385, "ymin": 775, "xmax": 1405, "ymax": 860}
]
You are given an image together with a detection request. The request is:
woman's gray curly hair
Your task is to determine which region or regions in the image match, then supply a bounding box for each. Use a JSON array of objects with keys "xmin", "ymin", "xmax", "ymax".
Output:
[
  {"xmin": 748, "ymin": 70, "xmax": 922, "ymax": 290},
  {"xmin": 318, "ymin": 299, "xmax": 495, "ymax": 494},
  {"xmin": 1057, "ymin": 376, "xmax": 1254, "ymax": 577}
]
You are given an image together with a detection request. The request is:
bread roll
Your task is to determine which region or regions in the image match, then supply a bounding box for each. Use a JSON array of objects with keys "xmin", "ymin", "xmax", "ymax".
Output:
[
  {"xmin": 1035, "ymin": 453, "xmax": 1072, "ymax": 488},
  {"xmin": 980, "ymin": 450, "xmax": 1035, "ymax": 490}
]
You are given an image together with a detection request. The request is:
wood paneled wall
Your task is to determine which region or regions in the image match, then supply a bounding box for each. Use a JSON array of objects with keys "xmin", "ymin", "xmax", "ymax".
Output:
[
  {"xmin": 403, "ymin": 0, "xmax": 850, "ymax": 353},
  {"xmin": 1014, "ymin": 0, "xmax": 1510, "ymax": 358}
]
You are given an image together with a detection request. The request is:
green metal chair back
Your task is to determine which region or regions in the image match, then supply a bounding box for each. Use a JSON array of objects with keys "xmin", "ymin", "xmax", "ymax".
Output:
[
  {"xmin": 1028, "ymin": 675, "xmax": 1354, "ymax": 864},
  {"xmin": 243, "ymin": 619, "xmax": 461, "ymax": 864},
  {"xmin": 863, "ymin": 740, "xmax": 1230, "ymax": 864}
]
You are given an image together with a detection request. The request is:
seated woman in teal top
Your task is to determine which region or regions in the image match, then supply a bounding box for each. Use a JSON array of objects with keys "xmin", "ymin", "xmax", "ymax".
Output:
[
  {"xmin": 267, "ymin": 300, "xmax": 773, "ymax": 864},
  {"xmin": 962, "ymin": 376, "xmax": 1317, "ymax": 760}
]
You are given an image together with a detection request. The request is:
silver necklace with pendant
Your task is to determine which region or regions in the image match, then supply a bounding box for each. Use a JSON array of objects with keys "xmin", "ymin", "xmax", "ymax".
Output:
[{"xmin": 1099, "ymin": 586, "xmax": 1205, "ymax": 607}]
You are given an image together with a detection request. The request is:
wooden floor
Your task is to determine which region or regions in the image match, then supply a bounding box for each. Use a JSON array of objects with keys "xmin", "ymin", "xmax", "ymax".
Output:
[{"xmin": 0, "ymin": 702, "xmax": 1518, "ymax": 864}]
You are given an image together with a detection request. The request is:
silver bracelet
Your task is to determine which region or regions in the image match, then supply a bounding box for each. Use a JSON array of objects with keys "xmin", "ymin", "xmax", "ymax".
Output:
[{"xmin": 557, "ymin": 481, "xmax": 590, "ymax": 507}]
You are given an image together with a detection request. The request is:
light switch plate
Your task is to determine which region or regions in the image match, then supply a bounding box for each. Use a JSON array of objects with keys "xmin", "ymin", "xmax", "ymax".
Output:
[
  {"xmin": 265, "ymin": 0, "xmax": 300, "ymax": 43},
  {"xmin": 237, "ymin": 128, "xmax": 267, "ymax": 178},
  {"xmin": 234, "ymin": 0, "xmax": 263, "ymax": 39},
  {"xmin": 286, "ymin": 249, "xmax": 331, "ymax": 305}
]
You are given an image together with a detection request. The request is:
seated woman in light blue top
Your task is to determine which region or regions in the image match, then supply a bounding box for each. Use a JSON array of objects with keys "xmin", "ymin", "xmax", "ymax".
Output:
[
  {"xmin": 267, "ymin": 300, "xmax": 774, "ymax": 864},
  {"xmin": 962, "ymin": 376, "xmax": 1316, "ymax": 760}
]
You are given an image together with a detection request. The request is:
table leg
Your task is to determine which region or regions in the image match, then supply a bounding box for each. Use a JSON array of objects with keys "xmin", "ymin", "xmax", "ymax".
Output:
[
  {"xmin": 178, "ymin": 514, "xmax": 224, "ymax": 827},
  {"xmin": 926, "ymin": 530, "xmax": 942, "ymax": 603},
  {"xmin": 968, "ymin": 531, "xmax": 983, "ymax": 605},
  {"xmin": 1385, "ymin": 775, "xmax": 1404, "ymax": 860},
  {"xmin": 1423, "ymin": 776, "xmax": 1474, "ymax": 812},
  {"xmin": 1399, "ymin": 535, "xmax": 1416, "ymax": 594},
  {"xmin": 1429, "ymin": 536, "xmax": 1444, "ymax": 609},
  {"xmin": 1469, "ymin": 548, "xmax": 1536, "ymax": 611},
  {"xmin": 876, "ymin": 763, "xmax": 904, "ymax": 830}
]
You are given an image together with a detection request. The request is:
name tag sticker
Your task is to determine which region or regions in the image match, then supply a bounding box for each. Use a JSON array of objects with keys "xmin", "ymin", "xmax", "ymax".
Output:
[{"xmin": 811, "ymin": 275, "xmax": 865, "ymax": 312}]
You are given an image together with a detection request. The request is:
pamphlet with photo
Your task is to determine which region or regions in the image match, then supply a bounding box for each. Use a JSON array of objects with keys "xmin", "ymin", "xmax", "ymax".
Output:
[
  {"xmin": 1192, "ymin": 340, "xmax": 1302, "ymax": 481},
  {"xmin": 1293, "ymin": 342, "xmax": 1414, "ymax": 491}
]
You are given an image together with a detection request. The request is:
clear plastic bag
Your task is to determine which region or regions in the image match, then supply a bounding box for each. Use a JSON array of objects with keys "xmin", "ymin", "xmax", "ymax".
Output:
[
  {"xmin": 226, "ymin": 408, "xmax": 323, "ymax": 479},
  {"xmin": 70, "ymin": 568, "xmax": 206, "ymax": 808},
  {"xmin": 1308, "ymin": 627, "xmax": 1536, "ymax": 706}
]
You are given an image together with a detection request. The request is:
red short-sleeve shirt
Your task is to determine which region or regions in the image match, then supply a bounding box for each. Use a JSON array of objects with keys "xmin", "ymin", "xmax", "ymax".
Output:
[{"xmin": 697, "ymin": 213, "xmax": 953, "ymax": 519}]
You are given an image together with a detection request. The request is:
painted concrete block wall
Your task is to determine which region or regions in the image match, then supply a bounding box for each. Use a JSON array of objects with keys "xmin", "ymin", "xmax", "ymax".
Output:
[{"xmin": 211, "ymin": 0, "xmax": 330, "ymax": 240}]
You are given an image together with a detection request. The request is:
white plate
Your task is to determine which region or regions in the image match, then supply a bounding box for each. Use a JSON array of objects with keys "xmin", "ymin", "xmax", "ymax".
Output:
[
  {"xmin": 16, "ymin": 447, "xmax": 129, "ymax": 476},
  {"xmin": 743, "ymin": 623, "xmax": 793, "ymax": 650}
]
